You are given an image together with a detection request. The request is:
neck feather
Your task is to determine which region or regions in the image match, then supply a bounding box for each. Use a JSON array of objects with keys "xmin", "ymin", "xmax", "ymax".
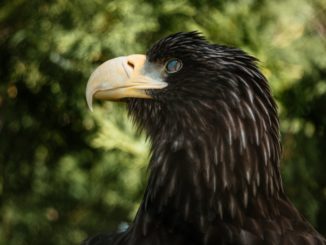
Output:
[{"xmin": 127, "ymin": 77, "xmax": 284, "ymax": 230}]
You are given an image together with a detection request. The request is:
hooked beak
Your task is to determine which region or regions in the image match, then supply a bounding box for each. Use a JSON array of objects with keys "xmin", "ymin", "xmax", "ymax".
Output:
[{"xmin": 86, "ymin": 54, "xmax": 167, "ymax": 111}]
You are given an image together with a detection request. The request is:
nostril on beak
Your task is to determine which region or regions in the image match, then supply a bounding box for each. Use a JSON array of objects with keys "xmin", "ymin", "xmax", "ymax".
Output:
[
  {"xmin": 127, "ymin": 61, "xmax": 135, "ymax": 70},
  {"xmin": 123, "ymin": 60, "xmax": 134, "ymax": 78},
  {"xmin": 125, "ymin": 55, "xmax": 146, "ymax": 75}
]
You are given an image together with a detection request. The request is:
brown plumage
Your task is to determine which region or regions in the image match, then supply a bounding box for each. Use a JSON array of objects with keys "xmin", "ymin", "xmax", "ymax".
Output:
[{"xmin": 84, "ymin": 32, "xmax": 326, "ymax": 245}]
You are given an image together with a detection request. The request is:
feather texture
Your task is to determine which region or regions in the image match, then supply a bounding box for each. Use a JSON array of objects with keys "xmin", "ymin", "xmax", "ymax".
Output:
[{"xmin": 83, "ymin": 32, "xmax": 325, "ymax": 245}]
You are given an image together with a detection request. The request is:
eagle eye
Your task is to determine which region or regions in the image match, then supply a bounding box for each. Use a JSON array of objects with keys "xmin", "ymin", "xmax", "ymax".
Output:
[{"xmin": 165, "ymin": 59, "xmax": 182, "ymax": 74}]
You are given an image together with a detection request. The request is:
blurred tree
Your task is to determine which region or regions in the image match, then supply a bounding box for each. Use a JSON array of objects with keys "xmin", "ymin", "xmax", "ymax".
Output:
[{"xmin": 0, "ymin": 0, "xmax": 325, "ymax": 244}]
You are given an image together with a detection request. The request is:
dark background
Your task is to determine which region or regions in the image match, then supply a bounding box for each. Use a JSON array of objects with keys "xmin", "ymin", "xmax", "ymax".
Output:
[{"xmin": 0, "ymin": 0, "xmax": 325, "ymax": 244}]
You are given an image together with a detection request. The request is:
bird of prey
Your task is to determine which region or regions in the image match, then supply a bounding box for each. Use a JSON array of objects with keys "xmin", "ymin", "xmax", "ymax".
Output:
[{"xmin": 84, "ymin": 32, "xmax": 326, "ymax": 245}]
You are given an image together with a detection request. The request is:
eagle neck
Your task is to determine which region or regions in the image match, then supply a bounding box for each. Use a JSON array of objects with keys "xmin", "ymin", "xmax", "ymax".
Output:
[{"xmin": 129, "ymin": 91, "xmax": 285, "ymax": 233}]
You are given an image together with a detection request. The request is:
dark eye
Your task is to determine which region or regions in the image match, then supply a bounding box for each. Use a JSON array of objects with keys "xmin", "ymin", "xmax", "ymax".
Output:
[{"xmin": 165, "ymin": 59, "xmax": 182, "ymax": 73}]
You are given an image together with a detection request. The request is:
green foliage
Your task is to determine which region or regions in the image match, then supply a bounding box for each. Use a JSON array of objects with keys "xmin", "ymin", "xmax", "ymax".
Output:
[{"xmin": 0, "ymin": 0, "xmax": 325, "ymax": 244}]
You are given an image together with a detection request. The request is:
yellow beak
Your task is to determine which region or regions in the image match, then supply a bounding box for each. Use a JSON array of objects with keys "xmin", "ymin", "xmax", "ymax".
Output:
[{"xmin": 86, "ymin": 54, "xmax": 167, "ymax": 110}]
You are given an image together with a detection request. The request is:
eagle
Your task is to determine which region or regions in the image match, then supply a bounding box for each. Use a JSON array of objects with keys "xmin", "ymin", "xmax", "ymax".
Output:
[{"xmin": 84, "ymin": 32, "xmax": 325, "ymax": 245}]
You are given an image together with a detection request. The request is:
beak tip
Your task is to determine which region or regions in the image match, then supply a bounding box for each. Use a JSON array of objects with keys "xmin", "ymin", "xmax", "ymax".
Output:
[
  {"xmin": 87, "ymin": 101, "xmax": 94, "ymax": 112},
  {"xmin": 86, "ymin": 91, "xmax": 94, "ymax": 112}
]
